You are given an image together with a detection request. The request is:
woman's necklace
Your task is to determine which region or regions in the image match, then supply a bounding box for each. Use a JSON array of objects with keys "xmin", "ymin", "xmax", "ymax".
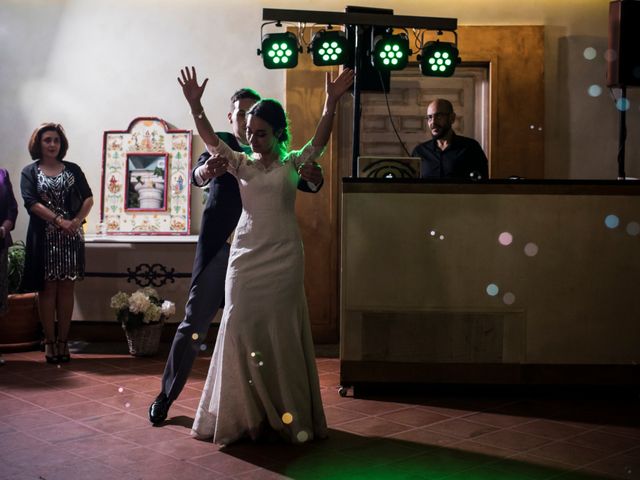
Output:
[{"xmin": 39, "ymin": 160, "xmax": 64, "ymax": 177}]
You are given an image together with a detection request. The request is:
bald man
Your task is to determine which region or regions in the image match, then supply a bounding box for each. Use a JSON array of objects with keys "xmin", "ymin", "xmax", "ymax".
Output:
[{"xmin": 412, "ymin": 99, "xmax": 488, "ymax": 180}]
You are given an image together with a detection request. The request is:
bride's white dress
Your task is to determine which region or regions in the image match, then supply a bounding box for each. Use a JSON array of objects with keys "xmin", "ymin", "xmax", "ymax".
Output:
[{"xmin": 191, "ymin": 139, "xmax": 328, "ymax": 445}]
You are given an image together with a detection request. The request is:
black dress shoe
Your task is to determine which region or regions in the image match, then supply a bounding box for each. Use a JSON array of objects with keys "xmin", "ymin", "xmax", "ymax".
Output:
[
  {"xmin": 57, "ymin": 340, "xmax": 71, "ymax": 363},
  {"xmin": 44, "ymin": 341, "xmax": 58, "ymax": 364},
  {"xmin": 149, "ymin": 393, "xmax": 170, "ymax": 425}
]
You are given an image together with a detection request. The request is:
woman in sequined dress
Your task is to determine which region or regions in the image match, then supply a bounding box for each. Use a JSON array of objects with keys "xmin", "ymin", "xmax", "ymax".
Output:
[{"xmin": 20, "ymin": 123, "xmax": 93, "ymax": 363}]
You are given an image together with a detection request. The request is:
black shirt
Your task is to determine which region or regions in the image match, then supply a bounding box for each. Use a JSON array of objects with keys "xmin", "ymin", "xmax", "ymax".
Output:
[{"xmin": 412, "ymin": 134, "xmax": 489, "ymax": 180}]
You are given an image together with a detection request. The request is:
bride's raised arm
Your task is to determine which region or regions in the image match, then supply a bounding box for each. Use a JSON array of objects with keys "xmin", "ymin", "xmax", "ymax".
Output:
[
  {"xmin": 178, "ymin": 66, "xmax": 220, "ymax": 149},
  {"xmin": 311, "ymin": 68, "xmax": 354, "ymax": 149}
]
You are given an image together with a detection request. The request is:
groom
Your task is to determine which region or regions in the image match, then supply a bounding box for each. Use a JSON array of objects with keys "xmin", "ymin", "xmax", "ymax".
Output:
[{"xmin": 149, "ymin": 87, "xmax": 324, "ymax": 425}]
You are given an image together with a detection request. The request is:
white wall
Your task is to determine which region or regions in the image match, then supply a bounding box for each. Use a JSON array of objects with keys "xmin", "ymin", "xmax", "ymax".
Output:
[{"xmin": 1, "ymin": 0, "xmax": 638, "ymax": 244}]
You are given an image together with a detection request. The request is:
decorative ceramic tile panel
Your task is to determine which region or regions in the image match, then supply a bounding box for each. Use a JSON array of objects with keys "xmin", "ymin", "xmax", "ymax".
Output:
[{"xmin": 101, "ymin": 118, "xmax": 192, "ymax": 235}]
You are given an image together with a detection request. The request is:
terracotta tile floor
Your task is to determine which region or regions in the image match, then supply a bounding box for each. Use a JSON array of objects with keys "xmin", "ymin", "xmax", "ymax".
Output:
[{"xmin": 0, "ymin": 345, "xmax": 638, "ymax": 479}]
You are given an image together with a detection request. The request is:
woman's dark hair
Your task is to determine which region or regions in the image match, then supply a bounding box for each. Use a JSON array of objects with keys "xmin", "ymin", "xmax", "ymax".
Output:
[
  {"xmin": 28, "ymin": 123, "xmax": 69, "ymax": 161},
  {"xmin": 247, "ymin": 99, "xmax": 290, "ymax": 149}
]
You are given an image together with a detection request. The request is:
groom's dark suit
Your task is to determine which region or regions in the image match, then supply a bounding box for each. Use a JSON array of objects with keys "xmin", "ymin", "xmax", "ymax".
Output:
[{"xmin": 159, "ymin": 132, "xmax": 321, "ymax": 404}]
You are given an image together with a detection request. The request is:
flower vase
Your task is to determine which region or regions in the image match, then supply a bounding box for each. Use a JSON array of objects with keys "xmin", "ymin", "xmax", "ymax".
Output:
[{"xmin": 124, "ymin": 319, "xmax": 164, "ymax": 356}]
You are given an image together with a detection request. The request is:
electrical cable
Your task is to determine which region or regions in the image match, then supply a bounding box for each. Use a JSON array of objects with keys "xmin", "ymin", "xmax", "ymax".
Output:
[{"xmin": 376, "ymin": 69, "xmax": 412, "ymax": 157}]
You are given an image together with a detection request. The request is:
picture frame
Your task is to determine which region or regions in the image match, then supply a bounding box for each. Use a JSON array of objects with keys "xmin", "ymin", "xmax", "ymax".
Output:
[
  {"xmin": 100, "ymin": 117, "xmax": 192, "ymax": 235},
  {"xmin": 125, "ymin": 153, "xmax": 169, "ymax": 211}
]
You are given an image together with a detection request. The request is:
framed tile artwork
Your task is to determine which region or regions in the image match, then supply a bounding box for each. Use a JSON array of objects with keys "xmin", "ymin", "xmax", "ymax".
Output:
[{"xmin": 100, "ymin": 117, "xmax": 192, "ymax": 235}]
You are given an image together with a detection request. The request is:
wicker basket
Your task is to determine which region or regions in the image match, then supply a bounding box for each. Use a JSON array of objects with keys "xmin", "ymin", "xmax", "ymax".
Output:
[{"xmin": 124, "ymin": 321, "xmax": 163, "ymax": 356}]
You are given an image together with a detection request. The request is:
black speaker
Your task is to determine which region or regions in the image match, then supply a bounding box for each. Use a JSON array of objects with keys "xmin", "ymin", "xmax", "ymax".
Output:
[
  {"xmin": 344, "ymin": 5, "xmax": 392, "ymax": 93},
  {"xmin": 607, "ymin": 0, "xmax": 640, "ymax": 87}
]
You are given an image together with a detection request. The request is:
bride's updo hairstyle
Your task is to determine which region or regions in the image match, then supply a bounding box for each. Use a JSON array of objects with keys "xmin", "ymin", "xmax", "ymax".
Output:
[{"xmin": 248, "ymin": 99, "xmax": 290, "ymax": 152}]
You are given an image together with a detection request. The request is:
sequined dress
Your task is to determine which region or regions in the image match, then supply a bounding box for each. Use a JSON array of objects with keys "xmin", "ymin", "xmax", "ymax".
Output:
[
  {"xmin": 191, "ymin": 139, "xmax": 328, "ymax": 445},
  {"xmin": 37, "ymin": 168, "xmax": 85, "ymax": 281}
]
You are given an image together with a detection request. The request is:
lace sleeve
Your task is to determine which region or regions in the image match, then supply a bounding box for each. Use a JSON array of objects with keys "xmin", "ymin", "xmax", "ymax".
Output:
[
  {"xmin": 287, "ymin": 140, "xmax": 325, "ymax": 169},
  {"xmin": 205, "ymin": 139, "xmax": 247, "ymax": 175}
]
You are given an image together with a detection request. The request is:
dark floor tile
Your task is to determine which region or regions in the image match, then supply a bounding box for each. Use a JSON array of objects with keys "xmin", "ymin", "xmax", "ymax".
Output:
[
  {"xmin": 31, "ymin": 420, "xmax": 102, "ymax": 443},
  {"xmin": 583, "ymin": 451, "xmax": 640, "ymax": 479},
  {"xmin": 528, "ymin": 441, "xmax": 611, "ymax": 467},
  {"xmin": 511, "ymin": 419, "xmax": 591, "ymax": 440},
  {"xmin": 49, "ymin": 399, "xmax": 122, "ymax": 420},
  {"xmin": 566, "ymin": 430, "xmax": 640, "ymax": 455},
  {"xmin": 422, "ymin": 417, "xmax": 499, "ymax": 440},
  {"xmin": 337, "ymin": 415, "xmax": 413, "ymax": 437},
  {"xmin": 472, "ymin": 428, "xmax": 552, "ymax": 452},
  {"xmin": 378, "ymin": 407, "xmax": 452, "ymax": 428}
]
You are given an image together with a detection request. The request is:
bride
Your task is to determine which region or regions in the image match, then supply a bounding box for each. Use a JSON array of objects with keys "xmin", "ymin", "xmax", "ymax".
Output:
[{"xmin": 179, "ymin": 66, "xmax": 354, "ymax": 445}]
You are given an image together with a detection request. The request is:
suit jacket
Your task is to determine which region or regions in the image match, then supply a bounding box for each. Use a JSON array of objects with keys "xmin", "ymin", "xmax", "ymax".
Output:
[
  {"xmin": 0, "ymin": 168, "xmax": 18, "ymax": 250},
  {"xmin": 189, "ymin": 132, "xmax": 323, "ymax": 287}
]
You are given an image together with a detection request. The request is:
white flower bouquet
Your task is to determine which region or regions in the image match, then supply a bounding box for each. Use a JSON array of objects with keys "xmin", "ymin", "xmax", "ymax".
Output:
[{"xmin": 110, "ymin": 287, "xmax": 176, "ymax": 330}]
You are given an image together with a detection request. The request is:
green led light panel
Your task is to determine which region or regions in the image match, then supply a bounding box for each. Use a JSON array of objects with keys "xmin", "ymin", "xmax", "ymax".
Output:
[
  {"xmin": 372, "ymin": 34, "xmax": 410, "ymax": 70},
  {"xmin": 261, "ymin": 32, "xmax": 299, "ymax": 69},
  {"xmin": 419, "ymin": 41, "xmax": 459, "ymax": 77},
  {"xmin": 311, "ymin": 31, "xmax": 350, "ymax": 66}
]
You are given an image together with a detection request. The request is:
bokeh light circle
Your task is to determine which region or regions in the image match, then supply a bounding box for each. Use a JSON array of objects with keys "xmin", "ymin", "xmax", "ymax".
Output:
[
  {"xmin": 588, "ymin": 85, "xmax": 602, "ymax": 97},
  {"xmin": 626, "ymin": 221, "xmax": 640, "ymax": 236},
  {"xmin": 583, "ymin": 47, "xmax": 597, "ymax": 60},
  {"xmin": 604, "ymin": 49, "xmax": 618, "ymax": 62},
  {"xmin": 282, "ymin": 412, "xmax": 293, "ymax": 424},
  {"xmin": 616, "ymin": 98, "xmax": 631, "ymax": 111},
  {"xmin": 524, "ymin": 242, "xmax": 539, "ymax": 257},
  {"xmin": 250, "ymin": 351, "xmax": 265, "ymax": 367},
  {"xmin": 486, "ymin": 283, "xmax": 499, "ymax": 296},
  {"xmin": 605, "ymin": 214, "xmax": 620, "ymax": 229},
  {"xmin": 498, "ymin": 232, "xmax": 513, "ymax": 246},
  {"xmin": 503, "ymin": 292, "xmax": 516, "ymax": 305}
]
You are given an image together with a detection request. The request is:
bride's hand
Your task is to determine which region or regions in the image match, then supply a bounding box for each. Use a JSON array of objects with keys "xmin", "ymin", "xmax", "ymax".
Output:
[
  {"xmin": 326, "ymin": 67, "xmax": 354, "ymax": 103},
  {"xmin": 178, "ymin": 66, "xmax": 209, "ymax": 109}
]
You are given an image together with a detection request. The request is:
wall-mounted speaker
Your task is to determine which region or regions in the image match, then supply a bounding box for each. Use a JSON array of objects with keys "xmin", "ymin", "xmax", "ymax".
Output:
[{"xmin": 607, "ymin": 0, "xmax": 640, "ymax": 87}]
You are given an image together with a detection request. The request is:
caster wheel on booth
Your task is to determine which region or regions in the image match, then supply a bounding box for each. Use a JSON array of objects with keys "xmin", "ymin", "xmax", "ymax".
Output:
[{"xmin": 338, "ymin": 386, "xmax": 349, "ymax": 397}]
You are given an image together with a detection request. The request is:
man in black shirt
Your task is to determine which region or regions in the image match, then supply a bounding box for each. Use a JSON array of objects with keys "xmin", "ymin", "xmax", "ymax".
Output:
[{"xmin": 412, "ymin": 99, "xmax": 488, "ymax": 180}]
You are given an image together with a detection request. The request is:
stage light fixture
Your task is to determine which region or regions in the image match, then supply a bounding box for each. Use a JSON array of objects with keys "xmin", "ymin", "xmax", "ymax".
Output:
[
  {"xmin": 310, "ymin": 30, "xmax": 350, "ymax": 66},
  {"xmin": 419, "ymin": 41, "xmax": 459, "ymax": 77},
  {"xmin": 259, "ymin": 32, "xmax": 300, "ymax": 69},
  {"xmin": 372, "ymin": 34, "xmax": 410, "ymax": 70}
]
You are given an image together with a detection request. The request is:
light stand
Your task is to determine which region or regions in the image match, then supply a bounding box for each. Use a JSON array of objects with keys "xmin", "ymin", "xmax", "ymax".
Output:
[{"xmin": 261, "ymin": 7, "xmax": 458, "ymax": 177}]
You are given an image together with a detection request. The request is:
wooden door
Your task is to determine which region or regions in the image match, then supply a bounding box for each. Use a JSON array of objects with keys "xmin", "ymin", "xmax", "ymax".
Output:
[{"xmin": 357, "ymin": 66, "xmax": 489, "ymax": 160}]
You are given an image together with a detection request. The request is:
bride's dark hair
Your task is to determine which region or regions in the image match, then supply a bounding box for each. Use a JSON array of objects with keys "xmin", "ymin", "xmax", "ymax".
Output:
[{"xmin": 247, "ymin": 99, "xmax": 290, "ymax": 151}]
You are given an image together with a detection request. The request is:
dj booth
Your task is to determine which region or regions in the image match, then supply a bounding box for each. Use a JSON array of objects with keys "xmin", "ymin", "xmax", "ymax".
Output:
[{"xmin": 339, "ymin": 179, "xmax": 640, "ymax": 393}]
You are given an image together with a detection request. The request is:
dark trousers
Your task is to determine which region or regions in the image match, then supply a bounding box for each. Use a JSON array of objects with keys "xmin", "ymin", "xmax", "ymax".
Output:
[{"xmin": 160, "ymin": 243, "xmax": 229, "ymax": 403}]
